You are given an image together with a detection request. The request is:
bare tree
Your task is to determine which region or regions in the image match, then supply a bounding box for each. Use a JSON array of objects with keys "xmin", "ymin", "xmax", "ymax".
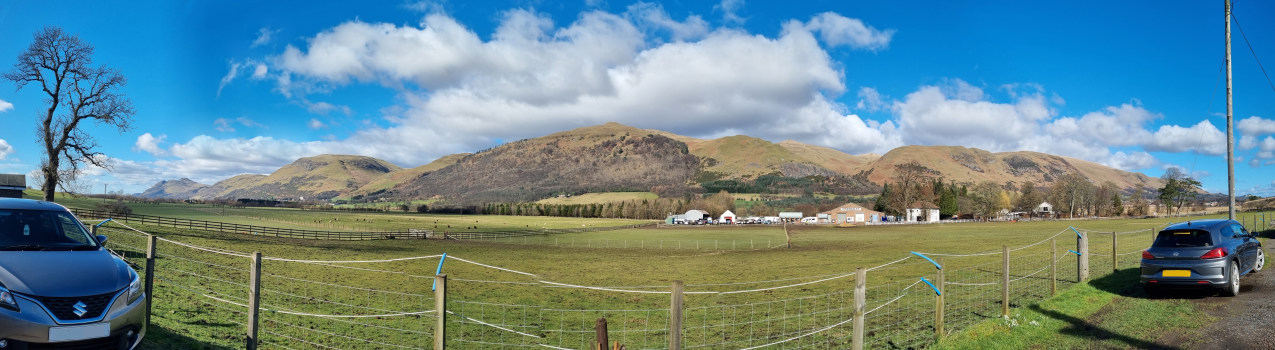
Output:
[{"xmin": 4, "ymin": 27, "xmax": 134, "ymax": 202}]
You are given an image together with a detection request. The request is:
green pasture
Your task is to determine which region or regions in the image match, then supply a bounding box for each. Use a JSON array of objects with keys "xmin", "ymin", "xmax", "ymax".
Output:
[
  {"xmin": 26, "ymin": 192, "xmax": 1275, "ymax": 348},
  {"xmin": 535, "ymin": 191, "xmax": 658, "ymax": 205}
]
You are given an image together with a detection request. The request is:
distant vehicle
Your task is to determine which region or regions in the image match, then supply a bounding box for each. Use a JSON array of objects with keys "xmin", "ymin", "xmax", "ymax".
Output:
[
  {"xmin": 0, "ymin": 198, "xmax": 147, "ymax": 348},
  {"xmin": 801, "ymin": 217, "xmax": 817, "ymax": 224},
  {"xmin": 1140, "ymin": 219, "xmax": 1263, "ymax": 296}
]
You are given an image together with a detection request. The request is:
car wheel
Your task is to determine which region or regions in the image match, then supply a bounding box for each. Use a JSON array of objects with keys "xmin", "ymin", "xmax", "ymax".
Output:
[
  {"xmin": 1256, "ymin": 248, "xmax": 1266, "ymax": 273},
  {"xmin": 1224, "ymin": 262, "xmax": 1241, "ymax": 297}
]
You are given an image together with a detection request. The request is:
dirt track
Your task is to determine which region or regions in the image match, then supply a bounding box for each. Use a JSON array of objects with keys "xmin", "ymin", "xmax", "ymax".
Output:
[{"xmin": 1186, "ymin": 243, "xmax": 1275, "ymax": 350}]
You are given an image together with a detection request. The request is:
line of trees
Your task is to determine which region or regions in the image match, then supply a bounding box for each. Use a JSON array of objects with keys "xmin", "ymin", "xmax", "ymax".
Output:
[{"xmin": 872, "ymin": 161, "xmax": 1136, "ymax": 220}]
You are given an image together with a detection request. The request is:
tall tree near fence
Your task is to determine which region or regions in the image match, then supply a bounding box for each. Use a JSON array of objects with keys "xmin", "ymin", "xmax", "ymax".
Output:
[
  {"xmin": 4, "ymin": 26, "xmax": 134, "ymax": 202},
  {"xmin": 1158, "ymin": 168, "xmax": 1201, "ymax": 215}
]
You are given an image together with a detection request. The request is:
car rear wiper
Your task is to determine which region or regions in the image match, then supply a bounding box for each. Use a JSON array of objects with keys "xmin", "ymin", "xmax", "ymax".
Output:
[{"xmin": 0, "ymin": 245, "xmax": 48, "ymax": 251}]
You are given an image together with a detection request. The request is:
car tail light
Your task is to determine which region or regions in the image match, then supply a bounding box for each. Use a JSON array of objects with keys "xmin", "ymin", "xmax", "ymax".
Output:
[
  {"xmin": 1142, "ymin": 251, "xmax": 1154, "ymax": 260},
  {"xmin": 1200, "ymin": 247, "xmax": 1228, "ymax": 259}
]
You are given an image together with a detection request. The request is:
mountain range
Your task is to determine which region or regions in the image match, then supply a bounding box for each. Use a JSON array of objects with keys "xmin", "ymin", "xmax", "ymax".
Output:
[{"xmin": 138, "ymin": 122, "xmax": 1164, "ymax": 203}]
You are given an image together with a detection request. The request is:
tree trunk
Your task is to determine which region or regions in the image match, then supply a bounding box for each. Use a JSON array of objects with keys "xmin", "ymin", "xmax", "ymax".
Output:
[{"xmin": 41, "ymin": 159, "xmax": 58, "ymax": 202}]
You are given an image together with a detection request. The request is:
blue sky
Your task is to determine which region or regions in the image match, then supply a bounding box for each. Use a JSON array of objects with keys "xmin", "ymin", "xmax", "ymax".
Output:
[{"xmin": 1, "ymin": 0, "xmax": 1273, "ymax": 196}]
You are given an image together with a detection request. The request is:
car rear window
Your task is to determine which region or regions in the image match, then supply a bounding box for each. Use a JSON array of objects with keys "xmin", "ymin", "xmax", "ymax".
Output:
[{"xmin": 1152, "ymin": 229, "xmax": 1213, "ymax": 248}]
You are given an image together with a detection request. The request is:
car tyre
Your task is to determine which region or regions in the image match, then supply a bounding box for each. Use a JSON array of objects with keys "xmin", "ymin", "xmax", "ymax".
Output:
[
  {"xmin": 1255, "ymin": 248, "xmax": 1265, "ymax": 273},
  {"xmin": 1223, "ymin": 262, "xmax": 1240, "ymax": 297},
  {"xmin": 1142, "ymin": 284, "xmax": 1162, "ymax": 298}
]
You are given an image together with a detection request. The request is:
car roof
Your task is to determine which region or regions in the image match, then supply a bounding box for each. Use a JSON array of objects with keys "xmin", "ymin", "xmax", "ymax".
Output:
[
  {"xmin": 0, "ymin": 197, "xmax": 72, "ymax": 212},
  {"xmin": 1161, "ymin": 219, "xmax": 1234, "ymax": 232}
]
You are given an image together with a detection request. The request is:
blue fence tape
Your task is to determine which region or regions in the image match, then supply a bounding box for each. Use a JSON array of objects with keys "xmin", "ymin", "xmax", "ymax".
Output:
[
  {"xmin": 95, "ymin": 218, "xmax": 114, "ymax": 228},
  {"xmin": 920, "ymin": 277, "xmax": 941, "ymax": 296},
  {"xmin": 432, "ymin": 252, "xmax": 448, "ymax": 291},
  {"xmin": 1070, "ymin": 226, "xmax": 1082, "ymax": 238},
  {"xmin": 1068, "ymin": 250, "xmax": 1081, "ymax": 256},
  {"xmin": 910, "ymin": 251, "xmax": 942, "ymax": 270}
]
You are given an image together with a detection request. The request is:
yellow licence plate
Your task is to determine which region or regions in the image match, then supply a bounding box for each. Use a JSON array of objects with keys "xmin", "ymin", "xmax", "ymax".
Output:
[{"xmin": 1162, "ymin": 270, "xmax": 1191, "ymax": 277}]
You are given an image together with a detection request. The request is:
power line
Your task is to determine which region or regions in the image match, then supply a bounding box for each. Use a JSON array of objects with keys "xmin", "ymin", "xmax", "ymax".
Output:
[{"xmin": 1232, "ymin": 13, "xmax": 1275, "ymax": 95}]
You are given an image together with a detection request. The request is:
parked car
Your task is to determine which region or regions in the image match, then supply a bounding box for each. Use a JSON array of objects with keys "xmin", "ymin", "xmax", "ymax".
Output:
[
  {"xmin": 0, "ymin": 198, "xmax": 146, "ymax": 348},
  {"xmin": 1140, "ymin": 219, "xmax": 1264, "ymax": 296}
]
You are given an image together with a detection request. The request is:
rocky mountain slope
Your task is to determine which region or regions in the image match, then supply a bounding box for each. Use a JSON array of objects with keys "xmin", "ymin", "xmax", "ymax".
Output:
[{"xmin": 139, "ymin": 123, "xmax": 1165, "ymax": 202}]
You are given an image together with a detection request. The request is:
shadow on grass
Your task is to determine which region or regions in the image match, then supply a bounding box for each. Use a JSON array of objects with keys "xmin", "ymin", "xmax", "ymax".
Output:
[
  {"xmin": 138, "ymin": 324, "xmax": 237, "ymax": 350},
  {"xmin": 1027, "ymin": 269, "xmax": 1185, "ymax": 349},
  {"xmin": 1027, "ymin": 304, "xmax": 1184, "ymax": 350},
  {"xmin": 1090, "ymin": 267, "xmax": 1218, "ymax": 300}
]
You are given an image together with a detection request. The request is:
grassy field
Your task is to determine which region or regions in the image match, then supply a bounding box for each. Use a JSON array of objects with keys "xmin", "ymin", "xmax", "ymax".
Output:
[
  {"xmin": 535, "ymin": 192, "xmax": 658, "ymax": 205},
  {"xmin": 26, "ymin": 192, "xmax": 1275, "ymax": 348}
]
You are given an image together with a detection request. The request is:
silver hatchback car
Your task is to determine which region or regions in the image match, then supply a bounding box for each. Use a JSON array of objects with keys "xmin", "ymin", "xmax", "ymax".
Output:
[
  {"xmin": 0, "ymin": 198, "xmax": 146, "ymax": 349},
  {"xmin": 1140, "ymin": 219, "xmax": 1264, "ymax": 296}
]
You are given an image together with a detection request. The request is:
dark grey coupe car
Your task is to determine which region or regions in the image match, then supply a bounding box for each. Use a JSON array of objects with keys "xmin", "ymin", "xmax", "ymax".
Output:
[
  {"xmin": 0, "ymin": 198, "xmax": 146, "ymax": 349},
  {"xmin": 1141, "ymin": 219, "xmax": 1264, "ymax": 296}
]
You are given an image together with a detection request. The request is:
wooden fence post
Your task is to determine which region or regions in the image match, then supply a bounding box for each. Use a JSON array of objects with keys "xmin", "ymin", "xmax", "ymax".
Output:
[
  {"xmin": 145, "ymin": 235, "xmax": 157, "ymax": 327},
  {"xmin": 247, "ymin": 252, "xmax": 262, "ymax": 350},
  {"xmin": 1112, "ymin": 232, "xmax": 1118, "ymax": 272},
  {"xmin": 670, "ymin": 280, "xmax": 684, "ymax": 350},
  {"xmin": 1050, "ymin": 239, "xmax": 1057, "ymax": 296},
  {"xmin": 1001, "ymin": 245, "xmax": 1010, "ymax": 318},
  {"xmin": 435, "ymin": 274, "xmax": 447, "ymax": 350},
  {"xmin": 1078, "ymin": 232, "xmax": 1089, "ymax": 282},
  {"xmin": 935, "ymin": 259, "xmax": 944, "ymax": 341},
  {"xmin": 596, "ymin": 318, "xmax": 609, "ymax": 350},
  {"xmin": 853, "ymin": 267, "xmax": 865, "ymax": 350}
]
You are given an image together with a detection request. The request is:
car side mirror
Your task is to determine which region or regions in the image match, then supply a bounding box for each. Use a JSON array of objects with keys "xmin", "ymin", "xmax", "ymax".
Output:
[{"xmin": 96, "ymin": 235, "xmax": 108, "ymax": 245}]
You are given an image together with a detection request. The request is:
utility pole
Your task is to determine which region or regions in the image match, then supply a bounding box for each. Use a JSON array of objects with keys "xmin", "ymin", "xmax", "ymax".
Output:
[{"xmin": 1225, "ymin": 0, "xmax": 1236, "ymax": 221}]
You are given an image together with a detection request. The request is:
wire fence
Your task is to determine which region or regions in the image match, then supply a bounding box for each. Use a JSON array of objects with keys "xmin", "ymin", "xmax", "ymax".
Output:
[
  {"xmin": 94, "ymin": 211, "xmax": 1273, "ymax": 349},
  {"xmin": 73, "ymin": 208, "xmax": 654, "ymax": 241}
]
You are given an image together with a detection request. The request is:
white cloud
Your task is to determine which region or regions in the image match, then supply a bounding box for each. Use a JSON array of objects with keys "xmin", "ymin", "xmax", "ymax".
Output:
[
  {"xmin": 307, "ymin": 118, "xmax": 326, "ymax": 129},
  {"xmin": 304, "ymin": 101, "xmax": 352, "ymax": 115},
  {"xmin": 214, "ymin": 117, "xmax": 266, "ymax": 133},
  {"xmin": 252, "ymin": 27, "xmax": 279, "ymax": 48},
  {"xmin": 715, "ymin": 0, "xmax": 745, "ymax": 25},
  {"xmin": 1238, "ymin": 116, "xmax": 1275, "ymax": 136},
  {"xmin": 1145, "ymin": 120, "xmax": 1227, "ymax": 155},
  {"xmin": 893, "ymin": 80, "xmax": 1049, "ymax": 151},
  {"xmin": 626, "ymin": 2, "xmax": 710, "ymax": 41},
  {"xmin": 217, "ymin": 62, "xmax": 241, "ymax": 97},
  {"xmin": 803, "ymin": 12, "xmax": 894, "ymax": 50},
  {"xmin": 252, "ymin": 64, "xmax": 268, "ymax": 79},
  {"xmin": 856, "ymin": 87, "xmax": 887, "ymax": 112},
  {"xmin": 0, "ymin": 99, "xmax": 12, "ymax": 113},
  {"xmin": 133, "ymin": 133, "xmax": 167, "ymax": 156},
  {"xmin": 0, "ymin": 139, "xmax": 12, "ymax": 160}
]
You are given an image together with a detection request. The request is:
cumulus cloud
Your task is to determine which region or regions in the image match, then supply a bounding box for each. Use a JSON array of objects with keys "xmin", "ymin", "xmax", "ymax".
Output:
[
  {"xmin": 0, "ymin": 99, "xmax": 12, "ymax": 113},
  {"xmin": 133, "ymin": 133, "xmax": 167, "ymax": 156},
  {"xmin": 803, "ymin": 12, "xmax": 894, "ymax": 50},
  {"xmin": 893, "ymin": 80, "xmax": 1050, "ymax": 151},
  {"xmin": 0, "ymin": 139, "xmax": 12, "ymax": 160},
  {"xmin": 1238, "ymin": 116, "xmax": 1275, "ymax": 135},
  {"xmin": 307, "ymin": 118, "xmax": 326, "ymax": 129},
  {"xmin": 1145, "ymin": 120, "xmax": 1227, "ymax": 155}
]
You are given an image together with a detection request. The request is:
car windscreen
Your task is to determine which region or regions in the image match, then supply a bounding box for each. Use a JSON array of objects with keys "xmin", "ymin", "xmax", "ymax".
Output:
[
  {"xmin": 0, "ymin": 209, "xmax": 98, "ymax": 250},
  {"xmin": 1152, "ymin": 229, "xmax": 1213, "ymax": 248}
]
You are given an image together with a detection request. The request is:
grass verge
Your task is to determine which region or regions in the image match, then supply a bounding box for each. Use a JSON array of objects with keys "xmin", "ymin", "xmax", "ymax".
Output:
[{"xmin": 933, "ymin": 268, "xmax": 1210, "ymax": 350}]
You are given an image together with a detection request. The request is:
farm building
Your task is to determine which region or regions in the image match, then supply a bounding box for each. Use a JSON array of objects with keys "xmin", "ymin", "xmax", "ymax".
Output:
[
  {"xmin": 1035, "ymin": 202, "xmax": 1053, "ymax": 216},
  {"xmin": 906, "ymin": 202, "xmax": 940, "ymax": 223},
  {"xmin": 718, "ymin": 210, "xmax": 735, "ymax": 224},
  {"xmin": 0, "ymin": 174, "xmax": 24, "ymax": 199},
  {"xmin": 667, "ymin": 209, "xmax": 712, "ymax": 224},
  {"xmin": 819, "ymin": 203, "xmax": 883, "ymax": 225},
  {"xmin": 778, "ymin": 212, "xmax": 803, "ymax": 223}
]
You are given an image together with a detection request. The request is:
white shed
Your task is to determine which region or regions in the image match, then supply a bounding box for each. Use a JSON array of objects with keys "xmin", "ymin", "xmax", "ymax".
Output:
[
  {"xmin": 718, "ymin": 210, "xmax": 736, "ymax": 224},
  {"xmin": 906, "ymin": 202, "xmax": 940, "ymax": 223},
  {"xmin": 1035, "ymin": 202, "xmax": 1053, "ymax": 215}
]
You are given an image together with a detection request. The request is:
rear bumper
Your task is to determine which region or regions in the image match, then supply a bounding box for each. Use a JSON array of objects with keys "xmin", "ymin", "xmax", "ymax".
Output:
[
  {"xmin": 1140, "ymin": 258, "xmax": 1230, "ymax": 287},
  {"xmin": 0, "ymin": 290, "xmax": 146, "ymax": 349}
]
